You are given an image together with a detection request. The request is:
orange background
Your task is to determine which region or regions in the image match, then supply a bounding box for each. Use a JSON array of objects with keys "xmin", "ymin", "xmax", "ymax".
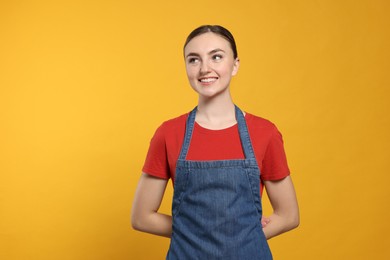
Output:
[{"xmin": 1, "ymin": 0, "xmax": 389, "ymax": 259}]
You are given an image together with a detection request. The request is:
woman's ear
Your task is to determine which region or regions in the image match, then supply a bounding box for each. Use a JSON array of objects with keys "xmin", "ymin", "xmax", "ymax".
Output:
[{"xmin": 231, "ymin": 58, "xmax": 240, "ymax": 76}]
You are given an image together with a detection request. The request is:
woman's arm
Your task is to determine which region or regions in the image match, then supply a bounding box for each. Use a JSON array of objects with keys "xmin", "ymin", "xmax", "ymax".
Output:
[
  {"xmin": 131, "ymin": 173, "xmax": 172, "ymax": 238},
  {"xmin": 262, "ymin": 175, "xmax": 299, "ymax": 239}
]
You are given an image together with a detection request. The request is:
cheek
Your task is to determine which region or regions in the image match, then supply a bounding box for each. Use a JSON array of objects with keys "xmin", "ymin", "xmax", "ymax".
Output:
[
  {"xmin": 227, "ymin": 64, "xmax": 238, "ymax": 76},
  {"xmin": 186, "ymin": 67, "xmax": 198, "ymax": 79},
  {"xmin": 217, "ymin": 66, "xmax": 234, "ymax": 77}
]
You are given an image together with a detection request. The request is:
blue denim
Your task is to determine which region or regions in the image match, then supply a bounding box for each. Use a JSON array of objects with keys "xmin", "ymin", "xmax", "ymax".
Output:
[{"xmin": 166, "ymin": 106, "xmax": 272, "ymax": 260}]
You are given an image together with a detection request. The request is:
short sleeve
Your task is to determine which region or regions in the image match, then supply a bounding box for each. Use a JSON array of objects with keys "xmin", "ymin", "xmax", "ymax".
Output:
[
  {"xmin": 261, "ymin": 125, "xmax": 290, "ymax": 181},
  {"xmin": 142, "ymin": 124, "xmax": 170, "ymax": 179}
]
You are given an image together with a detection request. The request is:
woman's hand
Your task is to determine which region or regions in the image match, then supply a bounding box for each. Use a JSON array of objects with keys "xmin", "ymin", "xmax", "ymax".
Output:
[
  {"xmin": 131, "ymin": 173, "xmax": 172, "ymax": 238},
  {"xmin": 261, "ymin": 216, "xmax": 271, "ymax": 228},
  {"xmin": 262, "ymin": 176, "xmax": 299, "ymax": 239}
]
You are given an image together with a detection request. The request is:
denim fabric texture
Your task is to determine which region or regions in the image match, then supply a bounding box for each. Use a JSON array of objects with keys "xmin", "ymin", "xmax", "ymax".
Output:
[{"xmin": 166, "ymin": 106, "xmax": 272, "ymax": 260}]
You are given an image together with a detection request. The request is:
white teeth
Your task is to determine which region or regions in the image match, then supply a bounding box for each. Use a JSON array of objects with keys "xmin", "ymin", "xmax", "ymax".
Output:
[{"xmin": 200, "ymin": 78, "xmax": 217, "ymax": 83}]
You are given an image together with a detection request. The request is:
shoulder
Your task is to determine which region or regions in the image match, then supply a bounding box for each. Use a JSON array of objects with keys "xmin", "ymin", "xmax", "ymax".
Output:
[
  {"xmin": 159, "ymin": 113, "xmax": 188, "ymax": 132},
  {"xmin": 152, "ymin": 113, "xmax": 188, "ymax": 141},
  {"xmin": 245, "ymin": 112, "xmax": 279, "ymax": 134},
  {"xmin": 146, "ymin": 113, "xmax": 189, "ymax": 157}
]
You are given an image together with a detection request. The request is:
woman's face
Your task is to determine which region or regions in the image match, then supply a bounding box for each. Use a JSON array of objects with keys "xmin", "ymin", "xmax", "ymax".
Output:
[{"xmin": 184, "ymin": 32, "xmax": 239, "ymax": 99}]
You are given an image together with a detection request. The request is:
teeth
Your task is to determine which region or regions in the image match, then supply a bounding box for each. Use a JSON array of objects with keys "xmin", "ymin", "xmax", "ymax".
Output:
[{"xmin": 200, "ymin": 78, "xmax": 217, "ymax": 83}]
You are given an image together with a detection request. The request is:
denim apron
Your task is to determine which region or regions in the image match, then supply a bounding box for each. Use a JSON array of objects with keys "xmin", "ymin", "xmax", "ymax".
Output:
[{"xmin": 166, "ymin": 106, "xmax": 272, "ymax": 260}]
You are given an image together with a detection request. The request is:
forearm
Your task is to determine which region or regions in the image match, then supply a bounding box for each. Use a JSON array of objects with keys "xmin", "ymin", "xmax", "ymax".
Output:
[
  {"xmin": 132, "ymin": 212, "xmax": 172, "ymax": 238},
  {"xmin": 262, "ymin": 176, "xmax": 300, "ymax": 239},
  {"xmin": 131, "ymin": 173, "xmax": 172, "ymax": 238}
]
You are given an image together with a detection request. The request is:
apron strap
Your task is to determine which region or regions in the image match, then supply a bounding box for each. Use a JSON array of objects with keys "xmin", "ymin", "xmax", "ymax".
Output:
[
  {"xmin": 235, "ymin": 105, "xmax": 256, "ymax": 160},
  {"xmin": 178, "ymin": 107, "xmax": 197, "ymax": 160}
]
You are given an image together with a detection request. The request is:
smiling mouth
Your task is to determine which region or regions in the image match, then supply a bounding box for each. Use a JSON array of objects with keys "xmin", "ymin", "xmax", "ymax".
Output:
[{"xmin": 199, "ymin": 77, "xmax": 218, "ymax": 83}]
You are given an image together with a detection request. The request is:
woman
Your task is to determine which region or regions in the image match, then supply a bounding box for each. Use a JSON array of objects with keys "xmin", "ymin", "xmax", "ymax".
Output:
[{"xmin": 132, "ymin": 25, "xmax": 299, "ymax": 259}]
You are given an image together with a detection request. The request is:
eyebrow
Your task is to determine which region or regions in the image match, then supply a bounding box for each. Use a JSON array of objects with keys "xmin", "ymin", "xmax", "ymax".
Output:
[{"xmin": 185, "ymin": 48, "xmax": 226, "ymax": 58}]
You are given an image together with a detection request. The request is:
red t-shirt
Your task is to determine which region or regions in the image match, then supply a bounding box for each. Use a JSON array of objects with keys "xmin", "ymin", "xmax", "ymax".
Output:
[{"xmin": 142, "ymin": 112, "xmax": 290, "ymax": 193}]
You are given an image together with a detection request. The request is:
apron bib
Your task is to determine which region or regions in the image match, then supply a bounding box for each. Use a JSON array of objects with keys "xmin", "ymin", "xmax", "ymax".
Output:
[{"xmin": 166, "ymin": 106, "xmax": 272, "ymax": 260}]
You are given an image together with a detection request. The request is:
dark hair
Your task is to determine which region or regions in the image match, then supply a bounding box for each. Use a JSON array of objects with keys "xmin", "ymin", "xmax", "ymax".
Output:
[{"xmin": 184, "ymin": 25, "xmax": 238, "ymax": 59}]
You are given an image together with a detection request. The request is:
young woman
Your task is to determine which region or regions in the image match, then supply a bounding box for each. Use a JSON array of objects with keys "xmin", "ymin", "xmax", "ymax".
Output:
[{"xmin": 132, "ymin": 25, "xmax": 299, "ymax": 259}]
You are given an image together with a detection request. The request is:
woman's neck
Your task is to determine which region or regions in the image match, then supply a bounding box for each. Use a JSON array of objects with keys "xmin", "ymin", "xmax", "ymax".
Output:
[{"xmin": 196, "ymin": 93, "xmax": 237, "ymax": 130}]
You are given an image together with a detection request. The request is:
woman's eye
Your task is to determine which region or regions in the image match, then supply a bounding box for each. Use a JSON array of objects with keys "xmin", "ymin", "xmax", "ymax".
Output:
[
  {"xmin": 188, "ymin": 57, "xmax": 199, "ymax": 64},
  {"xmin": 212, "ymin": 54, "xmax": 223, "ymax": 61}
]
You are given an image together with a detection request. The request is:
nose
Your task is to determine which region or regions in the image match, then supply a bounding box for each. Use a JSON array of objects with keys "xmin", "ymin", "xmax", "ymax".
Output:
[{"xmin": 200, "ymin": 61, "xmax": 211, "ymax": 74}]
